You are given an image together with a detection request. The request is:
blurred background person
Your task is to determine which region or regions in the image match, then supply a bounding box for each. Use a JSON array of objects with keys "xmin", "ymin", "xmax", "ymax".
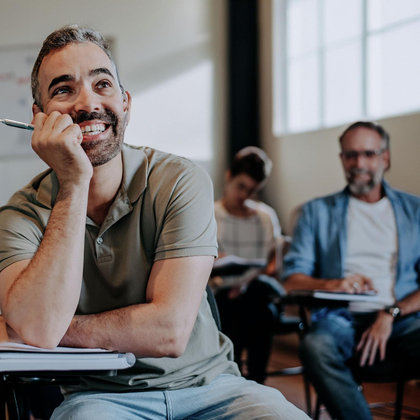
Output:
[{"xmin": 211, "ymin": 146, "xmax": 284, "ymax": 384}]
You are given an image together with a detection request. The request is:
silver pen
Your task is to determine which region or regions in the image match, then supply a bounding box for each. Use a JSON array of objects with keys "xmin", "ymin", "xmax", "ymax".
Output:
[{"xmin": 0, "ymin": 119, "xmax": 34, "ymax": 131}]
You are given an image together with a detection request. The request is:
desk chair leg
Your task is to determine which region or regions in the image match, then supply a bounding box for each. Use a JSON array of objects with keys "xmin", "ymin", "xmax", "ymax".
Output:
[
  {"xmin": 4, "ymin": 382, "xmax": 29, "ymax": 420},
  {"xmin": 303, "ymin": 376, "xmax": 312, "ymax": 417},
  {"xmin": 0, "ymin": 376, "xmax": 6, "ymax": 420},
  {"xmin": 394, "ymin": 380, "xmax": 404, "ymax": 420}
]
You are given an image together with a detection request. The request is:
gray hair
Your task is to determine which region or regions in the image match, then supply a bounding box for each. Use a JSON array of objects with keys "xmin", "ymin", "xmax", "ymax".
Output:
[
  {"xmin": 31, "ymin": 24, "xmax": 124, "ymax": 109},
  {"xmin": 339, "ymin": 121, "xmax": 390, "ymax": 150}
]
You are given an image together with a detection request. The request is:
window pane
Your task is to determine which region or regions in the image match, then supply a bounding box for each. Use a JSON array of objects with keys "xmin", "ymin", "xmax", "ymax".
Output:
[
  {"xmin": 287, "ymin": 0, "xmax": 319, "ymax": 58},
  {"xmin": 126, "ymin": 62, "xmax": 213, "ymax": 161},
  {"xmin": 324, "ymin": 42, "xmax": 362, "ymax": 126},
  {"xmin": 324, "ymin": 0, "xmax": 362, "ymax": 46},
  {"xmin": 368, "ymin": 0, "xmax": 420, "ymax": 32},
  {"xmin": 287, "ymin": 54, "xmax": 320, "ymax": 132},
  {"xmin": 367, "ymin": 21, "xmax": 420, "ymax": 118}
]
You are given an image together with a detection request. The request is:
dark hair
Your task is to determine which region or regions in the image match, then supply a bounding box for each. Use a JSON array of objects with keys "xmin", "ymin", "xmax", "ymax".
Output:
[
  {"xmin": 339, "ymin": 121, "xmax": 390, "ymax": 149},
  {"xmin": 31, "ymin": 24, "xmax": 124, "ymax": 110},
  {"xmin": 230, "ymin": 146, "xmax": 272, "ymax": 184}
]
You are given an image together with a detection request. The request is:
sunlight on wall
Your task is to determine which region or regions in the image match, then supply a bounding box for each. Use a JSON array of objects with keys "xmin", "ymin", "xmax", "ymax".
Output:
[{"xmin": 125, "ymin": 61, "xmax": 214, "ymax": 161}]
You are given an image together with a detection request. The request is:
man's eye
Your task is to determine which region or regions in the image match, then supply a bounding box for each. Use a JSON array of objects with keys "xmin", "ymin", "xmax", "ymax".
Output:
[
  {"xmin": 344, "ymin": 152, "xmax": 358, "ymax": 159},
  {"xmin": 97, "ymin": 80, "xmax": 112, "ymax": 89},
  {"xmin": 364, "ymin": 151, "xmax": 375, "ymax": 158},
  {"xmin": 52, "ymin": 87, "xmax": 70, "ymax": 96}
]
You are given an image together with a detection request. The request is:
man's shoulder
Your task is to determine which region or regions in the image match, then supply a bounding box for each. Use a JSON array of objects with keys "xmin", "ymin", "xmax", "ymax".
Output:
[
  {"xmin": 301, "ymin": 189, "xmax": 346, "ymax": 212},
  {"xmin": 124, "ymin": 144, "xmax": 207, "ymax": 180},
  {"xmin": 247, "ymin": 200, "xmax": 278, "ymax": 219},
  {"xmin": 1, "ymin": 169, "xmax": 54, "ymax": 212},
  {"xmin": 387, "ymin": 184, "xmax": 420, "ymax": 207},
  {"xmin": 0, "ymin": 169, "xmax": 54, "ymax": 232}
]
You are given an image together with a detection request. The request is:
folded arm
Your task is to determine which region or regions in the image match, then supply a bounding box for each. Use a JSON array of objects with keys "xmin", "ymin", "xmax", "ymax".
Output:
[{"xmin": 60, "ymin": 255, "xmax": 213, "ymax": 358}]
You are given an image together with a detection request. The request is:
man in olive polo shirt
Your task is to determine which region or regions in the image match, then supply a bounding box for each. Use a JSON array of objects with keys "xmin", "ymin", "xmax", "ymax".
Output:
[{"xmin": 0, "ymin": 25, "xmax": 308, "ymax": 419}]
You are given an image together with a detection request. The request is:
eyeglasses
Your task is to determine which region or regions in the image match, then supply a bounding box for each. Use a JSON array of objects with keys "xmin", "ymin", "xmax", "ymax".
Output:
[{"xmin": 340, "ymin": 149, "xmax": 385, "ymax": 161}]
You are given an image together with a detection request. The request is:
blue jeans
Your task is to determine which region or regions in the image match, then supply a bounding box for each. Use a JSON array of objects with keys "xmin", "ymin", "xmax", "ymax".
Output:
[
  {"xmin": 299, "ymin": 310, "xmax": 420, "ymax": 420},
  {"xmin": 51, "ymin": 374, "xmax": 309, "ymax": 420}
]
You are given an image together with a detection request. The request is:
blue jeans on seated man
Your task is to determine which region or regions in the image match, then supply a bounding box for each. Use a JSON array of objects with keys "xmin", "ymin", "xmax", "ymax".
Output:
[
  {"xmin": 51, "ymin": 374, "xmax": 310, "ymax": 420},
  {"xmin": 299, "ymin": 309, "xmax": 420, "ymax": 420}
]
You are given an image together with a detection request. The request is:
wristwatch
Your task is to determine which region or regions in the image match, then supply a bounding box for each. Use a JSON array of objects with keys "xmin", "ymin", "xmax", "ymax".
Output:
[{"xmin": 384, "ymin": 305, "xmax": 401, "ymax": 319}]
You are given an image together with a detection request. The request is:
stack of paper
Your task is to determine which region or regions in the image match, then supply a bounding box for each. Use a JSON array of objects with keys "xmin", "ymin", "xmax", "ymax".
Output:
[{"xmin": 0, "ymin": 342, "xmax": 136, "ymax": 372}]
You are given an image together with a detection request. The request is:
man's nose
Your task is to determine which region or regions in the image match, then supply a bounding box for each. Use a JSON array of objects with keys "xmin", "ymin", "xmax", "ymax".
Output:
[
  {"xmin": 73, "ymin": 86, "xmax": 100, "ymax": 113},
  {"xmin": 354, "ymin": 154, "xmax": 367, "ymax": 168}
]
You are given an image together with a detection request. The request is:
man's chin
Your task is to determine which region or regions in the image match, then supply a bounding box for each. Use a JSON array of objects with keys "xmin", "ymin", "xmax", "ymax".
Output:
[
  {"xmin": 83, "ymin": 140, "xmax": 123, "ymax": 167},
  {"xmin": 348, "ymin": 182, "xmax": 375, "ymax": 196}
]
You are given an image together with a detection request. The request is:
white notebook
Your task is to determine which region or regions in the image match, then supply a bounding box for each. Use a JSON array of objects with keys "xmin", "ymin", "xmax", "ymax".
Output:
[{"xmin": 0, "ymin": 342, "xmax": 136, "ymax": 372}]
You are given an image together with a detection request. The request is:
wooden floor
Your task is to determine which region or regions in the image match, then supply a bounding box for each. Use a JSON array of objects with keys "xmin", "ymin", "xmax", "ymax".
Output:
[{"xmin": 264, "ymin": 334, "xmax": 420, "ymax": 419}]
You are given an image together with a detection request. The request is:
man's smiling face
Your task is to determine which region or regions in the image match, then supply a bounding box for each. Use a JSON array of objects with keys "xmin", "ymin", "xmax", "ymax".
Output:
[{"xmin": 34, "ymin": 42, "xmax": 131, "ymax": 167}]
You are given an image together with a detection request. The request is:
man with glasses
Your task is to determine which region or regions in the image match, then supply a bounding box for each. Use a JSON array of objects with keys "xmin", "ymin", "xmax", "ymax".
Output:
[{"xmin": 283, "ymin": 121, "xmax": 420, "ymax": 420}]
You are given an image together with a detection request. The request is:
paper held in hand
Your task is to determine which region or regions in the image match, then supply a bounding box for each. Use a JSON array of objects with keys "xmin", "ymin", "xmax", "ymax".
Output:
[{"xmin": 289, "ymin": 289, "xmax": 380, "ymax": 302}]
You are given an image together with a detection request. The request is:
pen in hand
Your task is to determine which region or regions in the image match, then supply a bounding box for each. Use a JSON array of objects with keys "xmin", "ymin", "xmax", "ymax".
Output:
[{"xmin": 0, "ymin": 119, "xmax": 34, "ymax": 131}]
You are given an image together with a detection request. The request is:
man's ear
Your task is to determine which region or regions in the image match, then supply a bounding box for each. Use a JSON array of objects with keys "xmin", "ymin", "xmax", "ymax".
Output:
[
  {"xmin": 123, "ymin": 90, "xmax": 132, "ymax": 125},
  {"xmin": 31, "ymin": 103, "xmax": 42, "ymax": 123},
  {"xmin": 225, "ymin": 170, "xmax": 232, "ymax": 183}
]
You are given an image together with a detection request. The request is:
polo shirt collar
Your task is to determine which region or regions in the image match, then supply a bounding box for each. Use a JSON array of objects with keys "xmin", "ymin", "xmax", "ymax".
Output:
[{"xmin": 121, "ymin": 144, "xmax": 148, "ymax": 204}]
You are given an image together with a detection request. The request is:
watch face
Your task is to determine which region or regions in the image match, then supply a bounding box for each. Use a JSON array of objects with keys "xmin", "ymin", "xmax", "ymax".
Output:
[{"xmin": 390, "ymin": 306, "xmax": 400, "ymax": 317}]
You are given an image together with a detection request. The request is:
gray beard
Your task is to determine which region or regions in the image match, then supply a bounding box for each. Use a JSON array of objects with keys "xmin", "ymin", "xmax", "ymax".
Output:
[
  {"xmin": 348, "ymin": 181, "xmax": 375, "ymax": 196},
  {"xmin": 346, "ymin": 168, "xmax": 384, "ymax": 196}
]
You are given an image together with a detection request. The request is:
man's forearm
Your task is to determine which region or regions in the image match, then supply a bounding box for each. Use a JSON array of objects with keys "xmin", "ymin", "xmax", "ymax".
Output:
[
  {"xmin": 398, "ymin": 289, "xmax": 420, "ymax": 317},
  {"xmin": 284, "ymin": 273, "xmax": 331, "ymax": 292},
  {"xmin": 1, "ymin": 183, "xmax": 89, "ymax": 348},
  {"xmin": 59, "ymin": 256, "xmax": 214, "ymax": 358},
  {"xmin": 285, "ymin": 273, "xmax": 374, "ymax": 293},
  {"xmin": 60, "ymin": 303, "xmax": 190, "ymax": 358}
]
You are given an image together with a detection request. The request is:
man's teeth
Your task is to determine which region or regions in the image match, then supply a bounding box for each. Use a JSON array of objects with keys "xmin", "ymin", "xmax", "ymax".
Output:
[{"xmin": 80, "ymin": 124, "xmax": 106, "ymax": 135}]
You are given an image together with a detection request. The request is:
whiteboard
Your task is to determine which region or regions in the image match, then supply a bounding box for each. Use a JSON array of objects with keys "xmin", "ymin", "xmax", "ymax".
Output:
[{"xmin": 0, "ymin": 45, "xmax": 39, "ymax": 156}]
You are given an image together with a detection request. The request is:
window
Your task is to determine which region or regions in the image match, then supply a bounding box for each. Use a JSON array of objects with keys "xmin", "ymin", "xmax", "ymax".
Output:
[{"xmin": 273, "ymin": 0, "xmax": 420, "ymax": 135}]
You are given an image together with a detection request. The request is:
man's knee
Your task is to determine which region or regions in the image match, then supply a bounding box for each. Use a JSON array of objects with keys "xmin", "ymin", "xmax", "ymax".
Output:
[
  {"xmin": 299, "ymin": 332, "xmax": 338, "ymax": 373},
  {"xmin": 51, "ymin": 397, "xmax": 117, "ymax": 420},
  {"xmin": 234, "ymin": 380, "xmax": 309, "ymax": 419}
]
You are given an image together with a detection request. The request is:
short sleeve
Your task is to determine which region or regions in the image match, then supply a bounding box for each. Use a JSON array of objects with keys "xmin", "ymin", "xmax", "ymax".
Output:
[
  {"xmin": 154, "ymin": 164, "xmax": 218, "ymax": 260},
  {"xmin": 0, "ymin": 204, "xmax": 45, "ymax": 272}
]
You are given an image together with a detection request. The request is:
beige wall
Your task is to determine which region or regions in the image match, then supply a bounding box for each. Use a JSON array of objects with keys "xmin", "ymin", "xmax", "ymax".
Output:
[
  {"xmin": 0, "ymin": 0, "xmax": 227, "ymax": 204},
  {"xmin": 259, "ymin": 1, "xmax": 420, "ymax": 234}
]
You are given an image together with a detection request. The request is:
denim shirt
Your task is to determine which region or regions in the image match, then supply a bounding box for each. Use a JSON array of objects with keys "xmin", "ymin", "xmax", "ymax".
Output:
[{"xmin": 283, "ymin": 181, "xmax": 420, "ymax": 315}]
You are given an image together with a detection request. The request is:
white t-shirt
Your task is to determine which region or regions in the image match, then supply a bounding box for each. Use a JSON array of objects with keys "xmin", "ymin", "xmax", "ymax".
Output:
[{"xmin": 344, "ymin": 196, "xmax": 398, "ymax": 312}]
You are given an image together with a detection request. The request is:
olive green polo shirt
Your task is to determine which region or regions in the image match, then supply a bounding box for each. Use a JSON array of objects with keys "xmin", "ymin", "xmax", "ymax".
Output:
[{"xmin": 0, "ymin": 144, "xmax": 239, "ymax": 392}]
